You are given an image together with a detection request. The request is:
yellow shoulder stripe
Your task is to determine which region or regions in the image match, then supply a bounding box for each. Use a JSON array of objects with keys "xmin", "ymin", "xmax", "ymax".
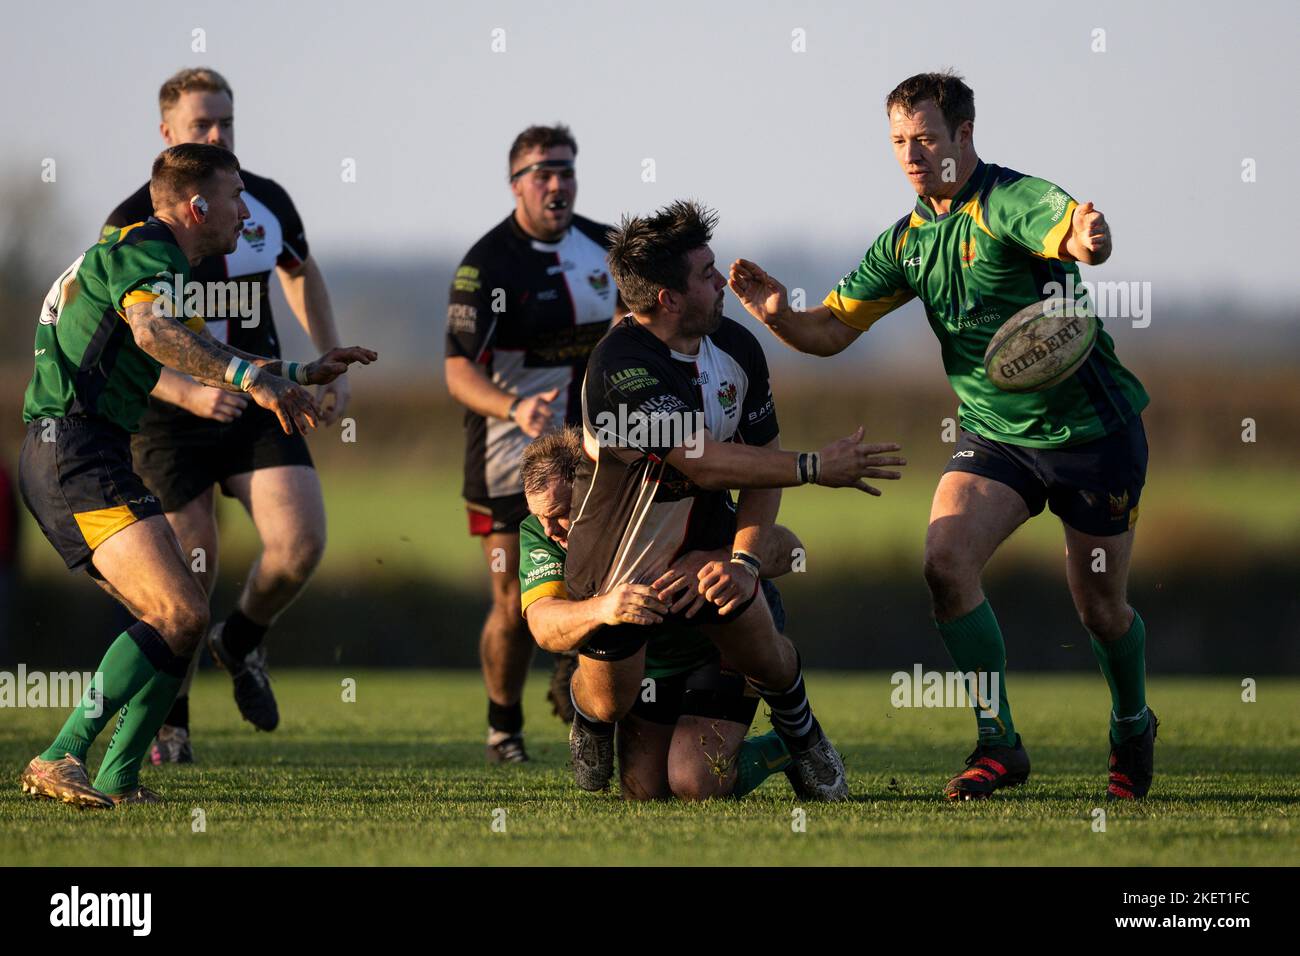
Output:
[
  {"xmin": 1039, "ymin": 199, "xmax": 1077, "ymax": 259},
  {"xmin": 823, "ymin": 288, "xmax": 916, "ymax": 332},
  {"xmin": 521, "ymin": 580, "xmax": 567, "ymax": 615},
  {"xmin": 957, "ymin": 198, "xmax": 997, "ymax": 240}
]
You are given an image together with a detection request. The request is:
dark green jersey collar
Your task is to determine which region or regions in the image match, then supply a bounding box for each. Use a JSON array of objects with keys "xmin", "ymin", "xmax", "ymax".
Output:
[{"xmin": 913, "ymin": 160, "xmax": 988, "ymax": 223}]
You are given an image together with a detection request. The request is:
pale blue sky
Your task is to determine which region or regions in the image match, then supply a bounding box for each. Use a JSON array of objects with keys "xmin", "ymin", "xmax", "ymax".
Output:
[{"xmin": 3, "ymin": 0, "xmax": 1294, "ymax": 310}]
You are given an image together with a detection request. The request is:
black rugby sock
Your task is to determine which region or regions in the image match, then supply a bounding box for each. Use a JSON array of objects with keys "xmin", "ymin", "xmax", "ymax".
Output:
[
  {"xmin": 221, "ymin": 609, "xmax": 268, "ymax": 661},
  {"xmin": 488, "ymin": 699, "xmax": 524, "ymax": 735}
]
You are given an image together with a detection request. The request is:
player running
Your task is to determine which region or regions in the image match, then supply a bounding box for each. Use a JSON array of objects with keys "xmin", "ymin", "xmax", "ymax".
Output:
[
  {"xmin": 563, "ymin": 200, "xmax": 908, "ymax": 802},
  {"xmin": 445, "ymin": 125, "xmax": 620, "ymax": 763},
  {"xmin": 103, "ymin": 68, "xmax": 351, "ymax": 761},
  {"xmin": 729, "ymin": 71, "xmax": 1156, "ymax": 801},
  {"xmin": 518, "ymin": 428, "xmax": 795, "ymax": 799},
  {"xmin": 19, "ymin": 144, "xmax": 375, "ymax": 806}
]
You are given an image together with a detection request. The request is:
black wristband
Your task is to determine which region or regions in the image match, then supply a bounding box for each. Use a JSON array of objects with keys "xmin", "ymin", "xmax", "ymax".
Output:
[{"xmin": 507, "ymin": 397, "xmax": 521, "ymax": 422}]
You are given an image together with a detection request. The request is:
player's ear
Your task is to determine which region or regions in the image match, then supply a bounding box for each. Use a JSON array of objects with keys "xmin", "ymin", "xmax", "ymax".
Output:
[
  {"xmin": 957, "ymin": 119, "xmax": 974, "ymax": 149},
  {"xmin": 189, "ymin": 195, "xmax": 209, "ymax": 224}
]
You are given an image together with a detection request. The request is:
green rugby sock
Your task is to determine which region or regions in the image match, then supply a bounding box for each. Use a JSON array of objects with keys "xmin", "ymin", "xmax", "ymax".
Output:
[
  {"xmin": 936, "ymin": 600, "xmax": 1016, "ymax": 747},
  {"xmin": 40, "ymin": 623, "xmax": 178, "ymax": 763},
  {"xmin": 1090, "ymin": 610, "xmax": 1150, "ymax": 743},
  {"xmin": 93, "ymin": 667, "xmax": 186, "ymax": 794},
  {"xmin": 732, "ymin": 730, "xmax": 790, "ymax": 798}
]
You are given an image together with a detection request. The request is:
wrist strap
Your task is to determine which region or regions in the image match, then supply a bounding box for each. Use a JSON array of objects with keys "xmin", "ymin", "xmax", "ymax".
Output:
[
  {"xmin": 284, "ymin": 361, "xmax": 309, "ymax": 385},
  {"xmin": 730, "ymin": 550, "xmax": 762, "ymax": 578},
  {"xmin": 507, "ymin": 396, "xmax": 521, "ymax": 422},
  {"xmin": 224, "ymin": 358, "xmax": 260, "ymax": 392}
]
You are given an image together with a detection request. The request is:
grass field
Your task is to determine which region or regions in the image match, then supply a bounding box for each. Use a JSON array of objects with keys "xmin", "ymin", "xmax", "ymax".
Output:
[{"xmin": 1, "ymin": 671, "xmax": 1295, "ymax": 866}]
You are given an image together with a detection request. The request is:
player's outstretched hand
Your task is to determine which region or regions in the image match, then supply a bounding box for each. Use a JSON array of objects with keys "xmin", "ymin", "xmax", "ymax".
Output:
[
  {"xmin": 302, "ymin": 347, "xmax": 378, "ymax": 386},
  {"xmin": 1073, "ymin": 201, "xmax": 1110, "ymax": 255},
  {"xmin": 729, "ymin": 258, "xmax": 788, "ymax": 326},
  {"xmin": 512, "ymin": 387, "xmax": 559, "ymax": 439},
  {"xmin": 597, "ymin": 582, "xmax": 668, "ymax": 627},
  {"xmin": 817, "ymin": 426, "xmax": 907, "ymax": 495},
  {"xmin": 248, "ymin": 375, "xmax": 322, "ymax": 436}
]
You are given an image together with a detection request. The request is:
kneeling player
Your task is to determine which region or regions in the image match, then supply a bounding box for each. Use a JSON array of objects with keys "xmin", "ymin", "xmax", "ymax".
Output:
[{"xmin": 518, "ymin": 428, "xmax": 792, "ymax": 800}]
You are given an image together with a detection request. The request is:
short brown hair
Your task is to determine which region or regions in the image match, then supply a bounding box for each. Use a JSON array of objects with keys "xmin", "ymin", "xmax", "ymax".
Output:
[
  {"xmin": 885, "ymin": 70, "xmax": 975, "ymax": 138},
  {"xmin": 149, "ymin": 143, "xmax": 240, "ymax": 209},
  {"xmin": 520, "ymin": 427, "xmax": 583, "ymax": 495},
  {"xmin": 508, "ymin": 124, "xmax": 577, "ymax": 175},
  {"xmin": 159, "ymin": 67, "xmax": 233, "ymax": 116},
  {"xmin": 605, "ymin": 200, "xmax": 717, "ymax": 314}
]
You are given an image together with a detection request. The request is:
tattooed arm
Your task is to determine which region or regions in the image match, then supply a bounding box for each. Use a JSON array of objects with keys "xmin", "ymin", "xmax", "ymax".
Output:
[{"xmin": 124, "ymin": 301, "xmax": 321, "ymax": 433}]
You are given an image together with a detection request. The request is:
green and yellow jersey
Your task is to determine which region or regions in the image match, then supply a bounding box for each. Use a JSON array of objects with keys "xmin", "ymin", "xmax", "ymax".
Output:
[
  {"xmin": 518, "ymin": 514, "xmax": 717, "ymax": 680},
  {"xmin": 825, "ymin": 161, "xmax": 1148, "ymax": 447},
  {"xmin": 22, "ymin": 218, "xmax": 204, "ymax": 434}
]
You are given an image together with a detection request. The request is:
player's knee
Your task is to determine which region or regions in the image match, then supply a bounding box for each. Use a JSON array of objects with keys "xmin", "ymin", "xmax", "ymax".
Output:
[
  {"xmin": 923, "ymin": 547, "xmax": 972, "ymax": 602},
  {"xmin": 154, "ymin": 596, "xmax": 210, "ymax": 653},
  {"xmin": 582, "ymin": 695, "xmax": 625, "ymax": 724},
  {"xmin": 1077, "ymin": 600, "xmax": 1130, "ymax": 640},
  {"xmin": 276, "ymin": 530, "xmax": 325, "ymax": 583},
  {"xmin": 668, "ymin": 763, "xmax": 723, "ymax": 802}
]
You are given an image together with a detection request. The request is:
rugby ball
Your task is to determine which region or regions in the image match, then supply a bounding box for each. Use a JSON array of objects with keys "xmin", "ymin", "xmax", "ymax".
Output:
[{"xmin": 983, "ymin": 297, "xmax": 1097, "ymax": 393}]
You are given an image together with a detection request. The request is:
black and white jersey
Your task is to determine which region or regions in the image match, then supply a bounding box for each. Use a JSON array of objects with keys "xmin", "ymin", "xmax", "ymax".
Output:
[
  {"xmin": 104, "ymin": 171, "xmax": 310, "ymax": 430},
  {"xmin": 446, "ymin": 213, "xmax": 617, "ymax": 501},
  {"xmin": 564, "ymin": 316, "xmax": 780, "ymax": 602}
]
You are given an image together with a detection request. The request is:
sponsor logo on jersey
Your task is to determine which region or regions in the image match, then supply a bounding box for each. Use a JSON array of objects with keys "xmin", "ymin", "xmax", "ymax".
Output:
[
  {"xmin": 1037, "ymin": 188, "xmax": 1070, "ymax": 222},
  {"xmin": 716, "ymin": 381, "xmax": 738, "ymax": 414},
  {"xmin": 537, "ymin": 288, "xmax": 559, "ymax": 302},
  {"xmin": 952, "ymin": 449, "xmax": 975, "ymax": 459},
  {"xmin": 691, "ymin": 371, "xmax": 710, "ymax": 386},
  {"xmin": 529, "ymin": 548, "xmax": 553, "ymax": 564},
  {"xmin": 547, "ymin": 258, "xmax": 577, "ymax": 276},
  {"xmin": 1107, "ymin": 491, "xmax": 1130, "ymax": 516},
  {"xmin": 241, "ymin": 222, "xmax": 267, "ymax": 252},
  {"xmin": 447, "ymin": 303, "xmax": 477, "ymax": 334},
  {"xmin": 453, "ymin": 266, "xmax": 481, "ymax": 293},
  {"xmin": 610, "ymin": 367, "xmax": 660, "ymax": 392},
  {"xmin": 903, "ymin": 255, "xmax": 922, "ymax": 268}
]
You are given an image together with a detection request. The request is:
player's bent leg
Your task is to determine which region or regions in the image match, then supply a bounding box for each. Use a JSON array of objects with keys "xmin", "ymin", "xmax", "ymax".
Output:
[
  {"xmin": 22, "ymin": 516, "xmax": 205, "ymax": 805},
  {"xmin": 152, "ymin": 488, "xmax": 217, "ymax": 764},
  {"xmin": 477, "ymin": 531, "xmax": 534, "ymax": 762},
  {"xmin": 212, "ymin": 466, "xmax": 325, "ymax": 732},
  {"xmin": 225, "ymin": 465, "xmax": 325, "ymax": 624},
  {"xmin": 924, "ymin": 472, "xmax": 1036, "ymax": 799},
  {"xmin": 1062, "ymin": 524, "xmax": 1156, "ymax": 799},
  {"xmin": 569, "ymin": 650, "xmax": 644, "ymax": 791},
  {"xmin": 923, "ymin": 471, "xmax": 1029, "ymax": 621},
  {"xmin": 617, "ymin": 713, "xmax": 674, "ymax": 801},
  {"xmin": 666, "ymin": 717, "xmax": 749, "ymax": 801},
  {"xmin": 703, "ymin": 600, "xmax": 847, "ymax": 801}
]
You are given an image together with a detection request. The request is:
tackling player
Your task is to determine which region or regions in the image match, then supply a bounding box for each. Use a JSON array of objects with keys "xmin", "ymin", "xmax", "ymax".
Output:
[
  {"xmin": 564, "ymin": 200, "xmax": 908, "ymax": 801},
  {"xmin": 445, "ymin": 125, "xmax": 620, "ymax": 763},
  {"xmin": 729, "ymin": 71, "xmax": 1156, "ymax": 801},
  {"xmin": 18, "ymin": 144, "xmax": 375, "ymax": 806},
  {"xmin": 517, "ymin": 428, "xmax": 793, "ymax": 799},
  {"xmin": 103, "ymin": 68, "xmax": 350, "ymax": 761}
]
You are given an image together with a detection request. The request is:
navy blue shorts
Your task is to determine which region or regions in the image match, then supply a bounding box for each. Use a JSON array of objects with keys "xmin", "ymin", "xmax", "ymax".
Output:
[{"xmin": 944, "ymin": 416, "xmax": 1148, "ymax": 537}]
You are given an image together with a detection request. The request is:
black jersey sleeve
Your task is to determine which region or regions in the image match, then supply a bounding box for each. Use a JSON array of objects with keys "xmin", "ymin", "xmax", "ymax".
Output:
[
  {"xmin": 585, "ymin": 330, "xmax": 698, "ymax": 462},
  {"xmin": 445, "ymin": 240, "xmax": 503, "ymax": 363},
  {"xmin": 102, "ymin": 182, "xmax": 152, "ymax": 238},
  {"xmin": 732, "ymin": 325, "xmax": 780, "ymax": 446},
  {"xmin": 253, "ymin": 176, "xmax": 310, "ymax": 269}
]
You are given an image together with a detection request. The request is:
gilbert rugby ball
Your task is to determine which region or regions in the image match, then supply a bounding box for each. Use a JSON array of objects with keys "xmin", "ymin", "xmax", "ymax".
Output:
[{"xmin": 983, "ymin": 297, "xmax": 1097, "ymax": 393}]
